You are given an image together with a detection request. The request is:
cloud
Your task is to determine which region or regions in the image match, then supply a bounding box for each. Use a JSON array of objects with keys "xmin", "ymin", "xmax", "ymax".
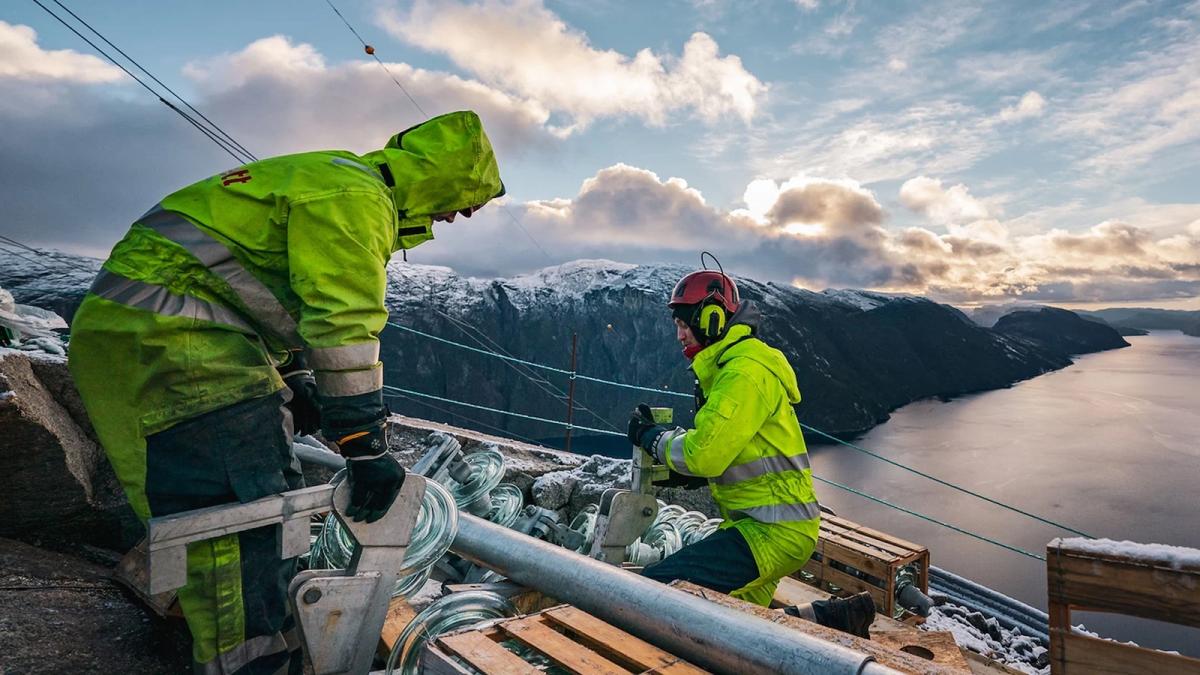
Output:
[
  {"xmin": 998, "ymin": 90, "xmax": 1046, "ymax": 122},
  {"xmin": 899, "ymin": 176, "xmax": 990, "ymax": 225},
  {"xmin": 378, "ymin": 0, "xmax": 765, "ymax": 131},
  {"xmin": 751, "ymin": 176, "xmax": 885, "ymax": 233},
  {"xmin": 0, "ymin": 32, "xmax": 560, "ymax": 253},
  {"xmin": 182, "ymin": 36, "xmax": 554, "ymax": 156},
  {"xmin": 406, "ymin": 162, "xmax": 1200, "ymax": 304},
  {"xmin": 0, "ymin": 21, "xmax": 122, "ymax": 83},
  {"xmin": 1051, "ymin": 18, "xmax": 1200, "ymax": 176}
]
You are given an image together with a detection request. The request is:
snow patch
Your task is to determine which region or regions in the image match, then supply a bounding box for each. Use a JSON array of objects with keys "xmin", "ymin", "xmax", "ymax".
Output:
[
  {"xmin": 924, "ymin": 602, "xmax": 1049, "ymax": 674},
  {"xmin": 1052, "ymin": 537, "xmax": 1200, "ymax": 570}
]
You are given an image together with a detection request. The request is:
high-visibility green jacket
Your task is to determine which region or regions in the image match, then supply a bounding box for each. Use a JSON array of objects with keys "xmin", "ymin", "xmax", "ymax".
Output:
[
  {"xmin": 657, "ymin": 320, "xmax": 820, "ymax": 603},
  {"xmin": 68, "ymin": 111, "xmax": 503, "ymax": 519}
]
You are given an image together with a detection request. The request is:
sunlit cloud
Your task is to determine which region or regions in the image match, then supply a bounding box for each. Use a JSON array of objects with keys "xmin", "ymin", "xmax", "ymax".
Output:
[
  {"xmin": 378, "ymin": 0, "xmax": 766, "ymax": 132},
  {"xmin": 0, "ymin": 20, "xmax": 122, "ymax": 83}
]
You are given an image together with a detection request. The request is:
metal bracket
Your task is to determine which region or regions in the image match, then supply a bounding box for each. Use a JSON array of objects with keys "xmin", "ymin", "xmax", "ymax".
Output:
[
  {"xmin": 145, "ymin": 473, "xmax": 426, "ymax": 675},
  {"xmin": 290, "ymin": 476, "xmax": 425, "ymax": 675},
  {"xmin": 588, "ymin": 488, "xmax": 658, "ymax": 564},
  {"xmin": 146, "ymin": 484, "xmax": 335, "ymax": 595}
]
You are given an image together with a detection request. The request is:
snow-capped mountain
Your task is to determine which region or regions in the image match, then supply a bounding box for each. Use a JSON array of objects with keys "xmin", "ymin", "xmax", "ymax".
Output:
[{"xmin": 2, "ymin": 249, "xmax": 1121, "ymax": 441}]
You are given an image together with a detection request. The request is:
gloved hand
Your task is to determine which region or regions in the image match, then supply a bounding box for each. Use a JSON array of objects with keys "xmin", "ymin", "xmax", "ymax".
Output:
[
  {"xmin": 627, "ymin": 403, "xmax": 669, "ymax": 454},
  {"xmin": 653, "ymin": 469, "xmax": 708, "ymax": 490},
  {"xmin": 278, "ymin": 352, "xmax": 320, "ymax": 436},
  {"xmin": 337, "ymin": 425, "xmax": 405, "ymax": 523}
]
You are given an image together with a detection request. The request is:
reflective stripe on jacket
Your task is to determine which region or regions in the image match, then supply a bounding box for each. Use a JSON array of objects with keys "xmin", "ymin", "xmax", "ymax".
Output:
[
  {"xmin": 658, "ymin": 322, "xmax": 820, "ymax": 586},
  {"xmin": 68, "ymin": 111, "xmax": 502, "ymax": 518}
]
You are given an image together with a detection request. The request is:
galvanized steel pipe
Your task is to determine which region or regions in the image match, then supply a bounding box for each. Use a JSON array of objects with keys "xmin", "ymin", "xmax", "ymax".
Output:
[{"xmin": 450, "ymin": 512, "xmax": 901, "ymax": 675}]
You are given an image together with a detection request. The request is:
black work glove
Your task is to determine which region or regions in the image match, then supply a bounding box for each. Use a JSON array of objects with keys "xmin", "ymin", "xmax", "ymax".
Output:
[
  {"xmin": 653, "ymin": 469, "xmax": 709, "ymax": 490},
  {"xmin": 337, "ymin": 425, "xmax": 405, "ymax": 523},
  {"xmin": 627, "ymin": 403, "xmax": 670, "ymax": 454},
  {"xmin": 278, "ymin": 352, "xmax": 321, "ymax": 436}
]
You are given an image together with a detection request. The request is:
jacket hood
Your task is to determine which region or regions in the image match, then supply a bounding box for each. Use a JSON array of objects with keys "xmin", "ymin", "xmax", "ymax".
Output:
[
  {"xmin": 695, "ymin": 303, "xmax": 801, "ymax": 405},
  {"xmin": 360, "ymin": 110, "xmax": 504, "ymax": 219}
]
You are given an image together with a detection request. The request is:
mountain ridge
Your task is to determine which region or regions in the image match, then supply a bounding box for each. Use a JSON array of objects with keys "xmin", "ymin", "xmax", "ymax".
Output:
[{"xmin": 0, "ymin": 250, "xmax": 1127, "ymax": 443}]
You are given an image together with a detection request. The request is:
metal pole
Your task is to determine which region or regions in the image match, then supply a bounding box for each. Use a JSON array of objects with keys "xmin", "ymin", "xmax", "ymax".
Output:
[
  {"xmin": 451, "ymin": 512, "xmax": 900, "ymax": 675},
  {"xmin": 564, "ymin": 332, "xmax": 577, "ymax": 454}
]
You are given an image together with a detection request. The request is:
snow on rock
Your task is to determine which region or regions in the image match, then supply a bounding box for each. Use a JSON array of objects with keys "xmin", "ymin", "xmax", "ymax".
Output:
[
  {"xmin": 925, "ymin": 601, "xmax": 1049, "ymax": 674},
  {"xmin": 532, "ymin": 454, "xmax": 632, "ymax": 514},
  {"xmin": 0, "ymin": 286, "xmax": 69, "ymax": 360},
  {"xmin": 1051, "ymin": 537, "xmax": 1200, "ymax": 570}
]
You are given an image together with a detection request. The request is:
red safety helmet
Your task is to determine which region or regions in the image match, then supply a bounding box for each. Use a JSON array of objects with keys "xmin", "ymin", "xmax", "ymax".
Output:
[{"xmin": 669, "ymin": 270, "xmax": 740, "ymax": 315}]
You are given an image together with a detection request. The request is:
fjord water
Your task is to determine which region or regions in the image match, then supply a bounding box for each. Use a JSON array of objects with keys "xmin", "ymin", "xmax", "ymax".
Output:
[{"xmin": 813, "ymin": 331, "xmax": 1200, "ymax": 654}]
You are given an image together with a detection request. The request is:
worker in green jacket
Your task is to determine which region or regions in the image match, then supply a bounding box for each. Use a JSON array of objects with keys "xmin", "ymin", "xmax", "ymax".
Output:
[
  {"xmin": 68, "ymin": 111, "xmax": 503, "ymax": 674},
  {"xmin": 628, "ymin": 263, "xmax": 876, "ymax": 637}
]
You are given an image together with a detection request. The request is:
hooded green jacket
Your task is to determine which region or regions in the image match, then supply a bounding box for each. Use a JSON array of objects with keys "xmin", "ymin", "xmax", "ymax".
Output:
[
  {"xmin": 68, "ymin": 111, "xmax": 502, "ymax": 519},
  {"xmin": 656, "ymin": 319, "xmax": 820, "ymax": 601}
]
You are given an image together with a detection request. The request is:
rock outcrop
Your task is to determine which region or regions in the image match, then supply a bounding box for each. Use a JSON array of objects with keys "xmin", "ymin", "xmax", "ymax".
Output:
[
  {"xmin": 0, "ymin": 349, "xmax": 141, "ymax": 551},
  {"xmin": 994, "ymin": 307, "xmax": 1129, "ymax": 355}
]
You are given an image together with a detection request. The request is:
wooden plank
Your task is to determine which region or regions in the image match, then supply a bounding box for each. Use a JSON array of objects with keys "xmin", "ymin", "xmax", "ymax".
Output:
[
  {"xmin": 820, "ymin": 535, "xmax": 897, "ymax": 578},
  {"xmin": 814, "ymin": 564, "xmax": 890, "ymax": 611},
  {"xmin": 840, "ymin": 520, "xmax": 925, "ymax": 556},
  {"xmin": 1047, "ymin": 549, "xmax": 1200, "ymax": 628},
  {"xmin": 670, "ymin": 581, "xmax": 969, "ymax": 674},
  {"xmin": 1055, "ymin": 631, "xmax": 1200, "ymax": 675},
  {"xmin": 1047, "ymin": 599, "xmax": 1070, "ymax": 675},
  {"xmin": 1050, "ymin": 540, "xmax": 1200, "ymax": 574},
  {"xmin": 963, "ymin": 649, "xmax": 1030, "ymax": 675},
  {"xmin": 823, "ymin": 523, "xmax": 907, "ymax": 559},
  {"xmin": 501, "ymin": 615, "xmax": 629, "ymax": 675},
  {"xmin": 823, "ymin": 517, "xmax": 918, "ymax": 558},
  {"xmin": 111, "ymin": 538, "xmax": 178, "ymax": 618},
  {"xmin": 438, "ymin": 631, "xmax": 542, "ymax": 675},
  {"xmin": 873, "ymin": 630, "xmax": 973, "ymax": 671},
  {"xmin": 377, "ymin": 595, "xmax": 418, "ymax": 659},
  {"xmin": 421, "ymin": 644, "xmax": 476, "ymax": 675},
  {"xmin": 443, "ymin": 582, "xmax": 560, "ymax": 615},
  {"xmin": 543, "ymin": 606, "xmax": 706, "ymax": 674}
]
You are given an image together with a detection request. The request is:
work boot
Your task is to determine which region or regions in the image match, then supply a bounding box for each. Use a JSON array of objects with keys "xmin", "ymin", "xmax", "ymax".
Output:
[{"xmin": 798, "ymin": 592, "xmax": 876, "ymax": 639}]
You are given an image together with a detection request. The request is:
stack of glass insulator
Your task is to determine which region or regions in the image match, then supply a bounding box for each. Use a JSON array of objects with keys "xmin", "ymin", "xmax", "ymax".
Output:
[
  {"xmin": 305, "ymin": 475, "xmax": 459, "ymax": 600},
  {"xmin": 384, "ymin": 591, "xmax": 518, "ymax": 675}
]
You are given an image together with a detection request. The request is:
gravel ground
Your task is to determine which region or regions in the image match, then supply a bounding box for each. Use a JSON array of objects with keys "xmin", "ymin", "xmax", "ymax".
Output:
[{"xmin": 0, "ymin": 537, "xmax": 191, "ymax": 674}]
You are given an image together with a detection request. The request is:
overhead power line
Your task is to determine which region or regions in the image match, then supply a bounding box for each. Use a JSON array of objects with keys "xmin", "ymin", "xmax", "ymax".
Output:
[
  {"xmin": 321, "ymin": 0, "xmax": 427, "ymax": 117},
  {"xmin": 29, "ymin": 0, "xmax": 256, "ymax": 164},
  {"xmin": 317, "ymin": 0, "xmax": 554, "ymax": 264}
]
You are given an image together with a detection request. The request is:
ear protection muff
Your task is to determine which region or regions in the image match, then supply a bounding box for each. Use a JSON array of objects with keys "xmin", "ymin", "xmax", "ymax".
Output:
[{"xmin": 699, "ymin": 303, "xmax": 727, "ymax": 340}]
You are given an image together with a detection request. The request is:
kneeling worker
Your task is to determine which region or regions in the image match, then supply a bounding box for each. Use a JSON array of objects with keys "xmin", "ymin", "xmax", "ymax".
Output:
[
  {"xmin": 627, "ymin": 262, "xmax": 876, "ymax": 636},
  {"xmin": 69, "ymin": 111, "xmax": 504, "ymax": 673}
]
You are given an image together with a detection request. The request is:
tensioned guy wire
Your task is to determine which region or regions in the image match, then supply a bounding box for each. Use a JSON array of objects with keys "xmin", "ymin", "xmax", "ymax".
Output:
[
  {"xmin": 28, "ymin": 0, "xmax": 254, "ymax": 164},
  {"xmin": 384, "ymin": 319, "xmax": 1094, "ymax": 540},
  {"xmin": 48, "ymin": 0, "xmax": 257, "ymax": 162},
  {"xmin": 2, "ymin": 236, "xmax": 1059, "ymax": 562}
]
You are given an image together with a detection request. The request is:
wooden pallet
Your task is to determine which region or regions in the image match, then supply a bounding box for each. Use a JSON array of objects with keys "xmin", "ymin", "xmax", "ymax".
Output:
[
  {"xmin": 421, "ymin": 604, "xmax": 708, "ymax": 674},
  {"xmin": 1047, "ymin": 538, "xmax": 1200, "ymax": 675},
  {"xmin": 672, "ymin": 581, "xmax": 969, "ymax": 674},
  {"xmin": 792, "ymin": 513, "xmax": 929, "ymax": 619}
]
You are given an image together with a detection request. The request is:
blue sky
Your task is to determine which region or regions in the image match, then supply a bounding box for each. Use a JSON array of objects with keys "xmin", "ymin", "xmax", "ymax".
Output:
[{"xmin": 2, "ymin": 0, "xmax": 1198, "ymax": 307}]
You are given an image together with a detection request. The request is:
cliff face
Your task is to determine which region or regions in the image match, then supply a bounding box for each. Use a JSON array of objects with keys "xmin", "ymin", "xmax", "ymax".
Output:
[
  {"xmin": 994, "ymin": 307, "xmax": 1130, "ymax": 355},
  {"xmin": 1084, "ymin": 308, "xmax": 1200, "ymax": 337},
  {"xmin": 2, "ymin": 251, "xmax": 1113, "ymax": 443},
  {"xmin": 379, "ymin": 260, "xmax": 1076, "ymax": 440}
]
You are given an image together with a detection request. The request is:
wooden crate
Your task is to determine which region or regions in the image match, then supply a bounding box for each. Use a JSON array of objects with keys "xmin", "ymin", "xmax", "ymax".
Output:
[
  {"xmin": 672, "ymin": 581, "xmax": 970, "ymax": 674},
  {"xmin": 421, "ymin": 604, "xmax": 708, "ymax": 674},
  {"xmin": 1047, "ymin": 538, "xmax": 1200, "ymax": 675},
  {"xmin": 790, "ymin": 513, "xmax": 929, "ymax": 619}
]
